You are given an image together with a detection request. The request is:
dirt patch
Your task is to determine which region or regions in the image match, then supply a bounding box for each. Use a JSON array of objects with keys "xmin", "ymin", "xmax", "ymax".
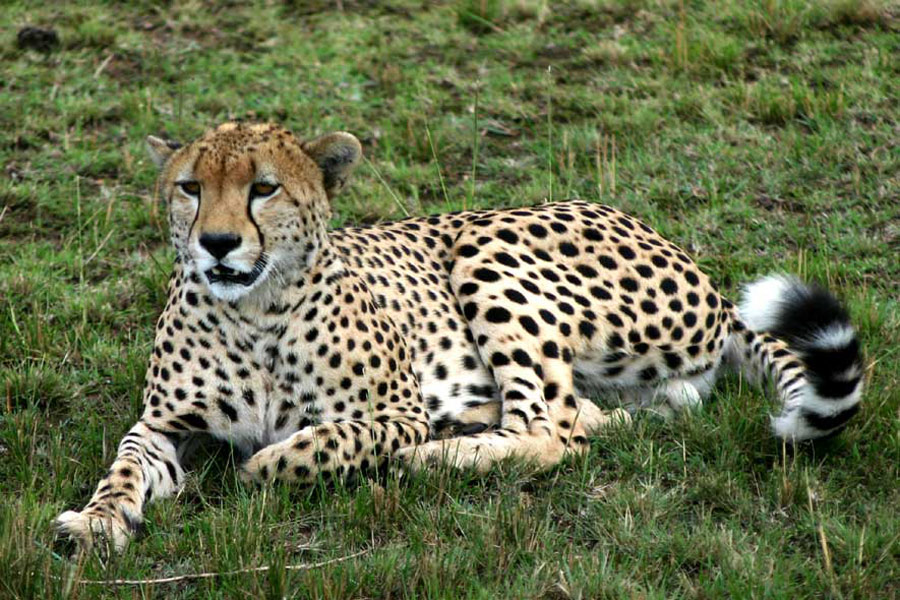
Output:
[
  {"xmin": 753, "ymin": 194, "xmax": 807, "ymax": 214},
  {"xmin": 16, "ymin": 26, "xmax": 60, "ymax": 53}
]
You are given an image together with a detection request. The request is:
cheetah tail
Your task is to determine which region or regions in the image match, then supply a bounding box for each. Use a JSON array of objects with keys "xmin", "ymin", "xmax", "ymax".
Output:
[{"xmin": 724, "ymin": 274, "xmax": 863, "ymax": 441}]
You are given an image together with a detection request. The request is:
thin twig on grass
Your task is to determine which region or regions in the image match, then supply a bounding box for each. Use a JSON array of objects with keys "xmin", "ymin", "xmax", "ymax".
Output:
[
  {"xmin": 93, "ymin": 53, "xmax": 114, "ymax": 79},
  {"xmin": 63, "ymin": 548, "xmax": 368, "ymax": 587}
]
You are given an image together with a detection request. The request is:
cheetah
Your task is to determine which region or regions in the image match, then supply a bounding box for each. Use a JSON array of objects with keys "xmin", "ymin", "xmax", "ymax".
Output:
[{"xmin": 55, "ymin": 123, "xmax": 863, "ymax": 551}]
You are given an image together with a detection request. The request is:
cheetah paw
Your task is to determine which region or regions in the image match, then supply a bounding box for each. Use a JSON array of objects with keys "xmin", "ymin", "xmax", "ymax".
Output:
[
  {"xmin": 54, "ymin": 510, "xmax": 133, "ymax": 553},
  {"xmin": 240, "ymin": 445, "xmax": 284, "ymax": 485},
  {"xmin": 396, "ymin": 438, "xmax": 507, "ymax": 473}
]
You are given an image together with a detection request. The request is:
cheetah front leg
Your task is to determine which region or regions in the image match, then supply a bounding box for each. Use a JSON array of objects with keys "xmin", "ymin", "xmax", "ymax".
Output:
[
  {"xmin": 54, "ymin": 421, "xmax": 186, "ymax": 553},
  {"xmin": 241, "ymin": 417, "xmax": 429, "ymax": 484}
]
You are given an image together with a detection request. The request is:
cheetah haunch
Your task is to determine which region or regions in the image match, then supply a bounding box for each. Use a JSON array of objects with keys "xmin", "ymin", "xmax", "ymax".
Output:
[{"xmin": 55, "ymin": 123, "xmax": 862, "ymax": 551}]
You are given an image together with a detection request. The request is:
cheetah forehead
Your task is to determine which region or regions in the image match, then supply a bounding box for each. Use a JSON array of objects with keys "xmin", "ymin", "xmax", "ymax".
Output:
[
  {"xmin": 200, "ymin": 122, "xmax": 299, "ymax": 153},
  {"xmin": 194, "ymin": 123, "xmax": 303, "ymax": 163},
  {"xmin": 164, "ymin": 122, "xmax": 320, "ymax": 185}
]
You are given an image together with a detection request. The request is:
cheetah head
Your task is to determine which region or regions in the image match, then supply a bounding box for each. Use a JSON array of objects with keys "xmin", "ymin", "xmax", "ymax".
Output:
[{"xmin": 147, "ymin": 122, "xmax": 362, "ymax": 301}]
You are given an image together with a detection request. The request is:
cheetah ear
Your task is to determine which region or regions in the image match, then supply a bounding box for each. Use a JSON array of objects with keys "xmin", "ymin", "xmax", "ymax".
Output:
[
  {"xmin": 146, "ymin": 135, "xmax": 182, "ymax": 169},
  {"xmin": 302, "ymin": 132, "xmax": 362, "ymax": 197}
]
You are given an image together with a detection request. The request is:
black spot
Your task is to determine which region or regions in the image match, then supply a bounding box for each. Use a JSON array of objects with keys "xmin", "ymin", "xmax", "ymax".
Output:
[
  {"xmin": 639, "ymin": 366, "xmax": 658, "ymax": 381},
  {"xmin": 217, "ymin": 398, "xmax": 238, "ymax": 421},
  {"xmin": 539, "ymin": 310, "xmax": 557, "ymax": 325},
  {"xmin": 560, "ymin": 242, "xmax": 579, "ymax": 257},
  {"xmin": 584, "ymin": 228, "xmax": 603, "ymax": 241},
  {"xmin": 485, "ymin": 307, "xmax": 512, "ymax": 323},
  {"xmin": 640, "ymin": 300, "xmax": 658, "ymax": 314},
  {"xmin": 459, "ymin": 282, "xmax": 479, "ymax": 296},
  {"xmin": 504, "ymin": 289, "xmax": 528, "ymax": 304},
  {"xmin": 621, "ymin": 277, "xmax": 638, "ymax": 292},
  {"xmin": 661, "ymin": 278, "xmax": 678, "ymax": 295},
  {"xmin": 576, "ymin": 264, "xmax": 598, "ymax": 278},
  {"xmin": 474, "ymin": 268, "xmax": 500, "ymax": 282},
  {"xmin": 491, "ymin": 352, "xmax": 510, "ymax": 367},
  {"xmin": 608, "ymin": 332, "xmax": 625, "ymax": 348},
  {"xmin": 617, "ymin": 246, "xmax": 636, "ymax": 259},
  {"xmin": 458, "ymin": 244, "xmax": 479, "ymax": 258},
  {"xmin": 512, "ymin": 350, "xmax": 532, "ymax": 367},
  {"xmin": 519, "ymin": 316, "xmax": 540, "ymax": 336},
  {"xmin": 598, "ymin": 255, "xmax": 617, "ymax": 270},
  {"xmin": 544, "ymin": 382, "xmax": 559, "ymax": 400},
  {"xmin": 514, "ymin": 277, "xmax": 537, "ymax": 293},
  {"xmin": 579, "ymin": 321, "xmax": 596, "ymax": 338},
  {"xmin": 590, "ymin": 286, "xmax": 612, "ymax": 300},
  {"xmin": 496, "ymin": 252, "xmax": 520, "ymax": 268},
  {"xmin": 528, "ymin": 224, "xmax": 548, "ymax": 238},
  {"xmin": 542, "ymin": 341, "xmax": 559, "ymax": 358},
  {"xmin": 497, "ymin": 229, "xmax": 519, "ymax": 244},
  {"xmin": 664, "ymin": 353, "xmax": 683, "ymax": 369},
  {"xmin": 463, "ymin": 303, "xmax": 478, "ymax": 320},
  {"xmin": 541, "ymin": 268, "xmax": 560, "ymax": 283},
  {"xmin": 179, "ymin": 413, "xmax": 208, "ymax": 430}
]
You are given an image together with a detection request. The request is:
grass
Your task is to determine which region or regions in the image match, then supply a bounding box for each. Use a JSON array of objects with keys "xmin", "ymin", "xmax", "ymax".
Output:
[{"xmin": 1, "ymin": 0, "xmax": 898, "ymax": 597}]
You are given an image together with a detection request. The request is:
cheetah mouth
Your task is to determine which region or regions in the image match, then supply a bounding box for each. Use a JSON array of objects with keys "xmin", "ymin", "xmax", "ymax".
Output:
[{"xmin": 204, "ymin": 256, "xmax": 268, "ymax": 287}]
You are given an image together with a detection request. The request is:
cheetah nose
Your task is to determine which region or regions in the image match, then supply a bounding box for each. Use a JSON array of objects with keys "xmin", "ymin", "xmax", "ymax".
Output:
[{"xmin": 199, "ymin": 233, "xmax": 242, "ymax": 260}]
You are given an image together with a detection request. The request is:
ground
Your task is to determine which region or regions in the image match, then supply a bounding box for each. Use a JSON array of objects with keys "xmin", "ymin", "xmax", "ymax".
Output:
[{"xmin": 1, "ymin": 0, "xmax": 898, "ymax": 598}]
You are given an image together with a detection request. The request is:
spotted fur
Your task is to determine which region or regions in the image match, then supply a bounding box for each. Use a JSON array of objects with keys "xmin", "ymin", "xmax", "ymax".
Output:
[{"xmin": 55, "ymin": 123, "xmax": 861, "ymax": 551}]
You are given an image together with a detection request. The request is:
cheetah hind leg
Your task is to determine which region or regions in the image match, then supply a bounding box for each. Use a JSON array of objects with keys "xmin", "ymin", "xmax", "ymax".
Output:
[
  {"xmin": 436, "ymin": 398, "xmax": 629, "ymax": 440},
  {"xmin": 574, "ymin": 398, "xmax": 632, "ymax": 435},
  {"xmin": 621, "ymin": 379, "xmax": 703, "ymax": 420},
  {"xmin": 432, "ymin": 401, "xmax": 503, "ymax": 439},
  {"xmin": 400, "ymin": 398, "xmax": 629, "ymax": 472}
]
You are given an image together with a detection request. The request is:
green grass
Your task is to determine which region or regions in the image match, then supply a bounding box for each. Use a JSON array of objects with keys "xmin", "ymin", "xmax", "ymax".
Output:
[{"xmin": 1, "ymin": 0, "xmax": 898, "ymax": 597}]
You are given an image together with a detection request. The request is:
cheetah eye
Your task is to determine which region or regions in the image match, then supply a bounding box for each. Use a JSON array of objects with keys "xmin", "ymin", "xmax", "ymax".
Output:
[
  {"xmin": 249, "ymin": 182, "xmax": 279, "ymax": 199},
  {"xmin": 178, "ymin": 181, "xmax": 201, "ymax": 197}
]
